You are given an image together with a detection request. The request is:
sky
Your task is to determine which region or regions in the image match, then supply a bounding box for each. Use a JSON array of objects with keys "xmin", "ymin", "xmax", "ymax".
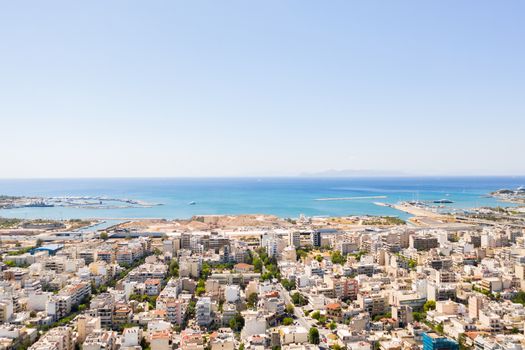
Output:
[{"xmin": 0, "ymin": 1, "xmax": 524, "ymax": 178}]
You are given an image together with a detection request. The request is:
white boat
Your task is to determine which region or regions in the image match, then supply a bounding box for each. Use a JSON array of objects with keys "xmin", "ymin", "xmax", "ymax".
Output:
[{"xmin": 188, "ymin": 201, "xmax": 196, "ymax": 205}]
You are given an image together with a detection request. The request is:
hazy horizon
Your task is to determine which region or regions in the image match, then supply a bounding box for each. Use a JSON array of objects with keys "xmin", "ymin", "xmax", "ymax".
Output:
[
  {"xmin": 1, "ymin": 1, "xmax": 524, "ymax": 178},
  {"xmin": 1, "ymin": 173, "xmax": 525, "ymax": 180}
]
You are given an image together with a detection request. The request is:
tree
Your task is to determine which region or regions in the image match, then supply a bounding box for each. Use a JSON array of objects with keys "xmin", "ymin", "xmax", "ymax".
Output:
[
  {"xmin": 169, "ymin": 260, "xmax": 179, "ymax": 277},
  {"xmin": 100, "ymin": 232, "xmax": 108, "ymax": 240},
  {"xmin": 315, "ymin": 255, "xmax": 323, "ymax": 263},
  {"xmin": 140, "ymin": 338, "xmax": 151, "ymax": 350},
  {"xmin": 286, "ymin": 304, "xmax": 295, "ymax": 315},
  {"xmin": 283, "ymin": 317, "xmax": 294, "ymax": 326},
  {"xmin": 35, "ymin": 238, "xmax": 43, "ymax": 247},
  {"xmin": 201, "ymin": 262, "xmax": 211, "ymax": 279},
  {"xmin": 308, "ymin": 327, "xmax": 320, "ymax": 344},
  {"xmin": 291, "ymin": 292, "xmax": 307, "ymax": 306},
  {"xmin": 373, "ymin": 314, "xmax": 386, "ymax": 321},
  {"xmin": 412, "ymin": 311, "xmax": 425, "ymax": 322},
  {"xmin": 196, "ymin": 279, "xmax": 206, "ymax": 296},
  {"xmin": 458, "ymin": 333, "xmax": 470, "ymax": 350},
  {"xmin": 318, "ymin": 315, "xmax": 327, "ymax": 325},
  {"xmin": 296, "ymin": 249, "xmax": 309, "ymax": 261},
  {"xmin": 253, "ymin": 257, "xmax": 263, "ymax": 273},
  {"xmin": 310, "ymin": 311, "xmax": 321, "ymax": 320},
  {"xmin": 330, "ymin": 251, "xmax": 346, "ymax": 265},
  {"xmin": 512, "ymin": 291, "xmax": 525, "ymax": 305},
  {"xmin": 423, "ymin": 300, "xmax": 436, "ymax": 312},
  {"xmin": 281, "ymin": 279, "xmax": 296, "ymax": 291},
  {"xmin": 229, "ymin": 313, "xmax": 245, "ymax": 332},
  {"xmin": 329, "ymin": 321, "xmax": 337, "ymax": 330},
  {"xmin": 435, "ymin": 322, "xmax": 444, "ymax": 334},
  {"xmin": 247, "ymin": 293, "xmax": 258, "ymax": 309},
  {"xmin": 186, "ymin": 300, "xmax": 196, "ymax": 318}
]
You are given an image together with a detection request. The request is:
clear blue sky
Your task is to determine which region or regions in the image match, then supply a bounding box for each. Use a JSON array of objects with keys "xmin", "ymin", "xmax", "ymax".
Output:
[{"xmin": 1, "ymin": 1, "xmax": 524, "ymax": 177}]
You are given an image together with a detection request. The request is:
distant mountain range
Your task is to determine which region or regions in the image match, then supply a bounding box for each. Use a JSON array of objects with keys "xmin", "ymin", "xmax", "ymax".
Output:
[{"xmin": 299, "ymin": 169, "xmax": 409, "ymax": 177}]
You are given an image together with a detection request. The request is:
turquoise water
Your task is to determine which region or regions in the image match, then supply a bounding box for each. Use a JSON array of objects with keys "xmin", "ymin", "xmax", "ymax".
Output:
[{"xmin": 0, "ymin": 177, "xmax": 523, "ymax": 220}]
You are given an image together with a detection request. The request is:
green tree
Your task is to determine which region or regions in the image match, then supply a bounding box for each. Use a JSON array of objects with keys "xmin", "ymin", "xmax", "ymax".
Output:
[
  {"xmin": 458, "ymin": 333, "xmax": 469, "ymax": 350},
  {"xmin": 291, "ymin": 292, "xmax": 307, "ymax": 306},
  {"xmin": 315, "ymin": 255, "xmax": 323, "ymax": 262},
  {"xmin": 283, "ymin": 317, "xmax": 294, "ymax": 326},
  {"xmin": 286, "ymin": 304, "xmax": 295, "ymax": 315},
  {"xmin": 296, "ymin": 249, "xmax": 309, "ymax": 261},
  {"xmin": 140, "ymin": 338, "xmax": 151, "ymax": 350},
  {"xmin": 253, "ymin": 257, "xmax": 263, "ymax": 273},
  {"xmin": 100, "ymin": 232, "xmax": 108, "ymax": 240},
  {"xmin": 412, "ymin": 311, "xmax": 425, "ymax": 322},
  {"xmin": 201, "ymin": 262, "xmax": 211, "ymax": 279},
  {"xmin": 247, "ymin": 293, "xmax": 258, "ymax": 309},
  {"xmin": 435, "ymin": 322, "xmax": 444, "ymax": 334},
  {"xmin": 186, "ymin": 300, "xmax": 196, "ymax": 318},
  {"xmin": 169, "ymin": 260, "xmax": 179, "ymax": 277},
  {"xmin": 308, "ymin": 327, "xmax": 320, "ymax": 344},
  {"xmin": 229, "ymin": 313, "xmax": 245, "ymax": 332},
  {"xmin": 196, "ymin": 279, "xmax": 206, "ymax": 296},
  {"xmin": 281, "ymin": 279, "xmax": 296, "ymax": 291},
  {"xmin": 318, "ymin": 315, "xmax": 327, "ymax": 325},
  {"xmin": 423, "ymin": 300, "xmax": 436, "ymax": 312},
  {"xmin": 329, "ymin": 321, "xmax": 337, "ymax": 330},
  {"xmin": 310, "ymin": 311, "xmax": 321, "ymax": 320},
  {"xmin": 512, "ymin": 291, "xmax": 525, "ymax": 305},
  {"xmin": 330, "ymin": 251, "xmax": 346, "ymax": 265}
]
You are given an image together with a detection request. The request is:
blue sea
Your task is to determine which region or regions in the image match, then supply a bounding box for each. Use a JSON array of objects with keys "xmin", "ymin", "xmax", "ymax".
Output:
[{"xmin": 0, "ymin": 177, "xmax": 523, "ymax": 220}]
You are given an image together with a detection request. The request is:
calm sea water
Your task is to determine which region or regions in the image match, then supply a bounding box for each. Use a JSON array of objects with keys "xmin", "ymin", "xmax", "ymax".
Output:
[{"xmin": 0, "ymin": 177, "xmax": 523, "ymax": 220}]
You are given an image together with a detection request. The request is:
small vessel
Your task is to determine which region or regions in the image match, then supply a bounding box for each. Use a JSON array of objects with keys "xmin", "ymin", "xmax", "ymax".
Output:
[
  {"xmin": 188, "ymin": 201, "xmax": 196, "ymax": 205},
  {"xmin": 433, "ymin": 199, "xmax": 454, "ymax": 204}
]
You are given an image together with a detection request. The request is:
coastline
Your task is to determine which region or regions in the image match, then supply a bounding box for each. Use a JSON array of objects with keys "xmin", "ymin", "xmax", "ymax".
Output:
[{"xmin": 0, "ymin": 177, "xmax": 524, "ymax": 221}]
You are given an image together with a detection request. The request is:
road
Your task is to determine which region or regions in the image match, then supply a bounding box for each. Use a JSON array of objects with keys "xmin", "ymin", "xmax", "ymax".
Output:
[{"xmin": 277, "ymin": 284, "xmax": 331, "ymax": 348}]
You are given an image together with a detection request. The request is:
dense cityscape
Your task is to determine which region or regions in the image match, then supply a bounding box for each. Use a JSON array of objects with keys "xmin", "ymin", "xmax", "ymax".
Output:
[{"xmin": 0, "ymin": 201, "xmax": 524, "ymax": 350}]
